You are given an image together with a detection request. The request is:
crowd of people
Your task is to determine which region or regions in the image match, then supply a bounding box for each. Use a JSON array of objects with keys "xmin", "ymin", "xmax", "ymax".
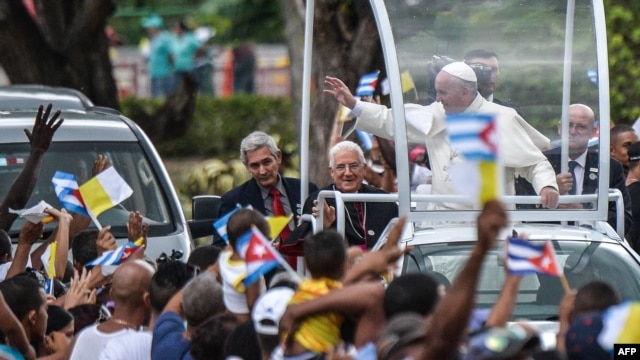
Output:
[
  {"xmin": 141, "ymin": 14, "xmax": 209, "ymax": 97},
  {"xmin": 0, "ymin": 50, "xmax": 638, "ymax": 360},
  {"xmin": 141, "ymin": 14, "xmax": 257, "ymax": 98}
]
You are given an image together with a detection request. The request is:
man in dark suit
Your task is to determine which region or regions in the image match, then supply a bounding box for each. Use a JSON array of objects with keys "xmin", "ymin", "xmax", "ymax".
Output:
[
  {"xmin": 304, "ymin": 140, "xmax": 398, "ymax": 250},
  {"xmin": 219, "ymin": 131, "xmax": 318, "ymax": 248},
  {"xmin": 463, "ymin": 49, "xmax": 523, "ymax": 116},
  {"xmin": 546, "ymin": 104, "xmax": 632, "ymax": 233}
]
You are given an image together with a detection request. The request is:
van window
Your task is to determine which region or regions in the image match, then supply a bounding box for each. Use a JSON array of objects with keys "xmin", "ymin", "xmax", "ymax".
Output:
[{"xmin": 0, "ymin": 142, "xmax": 174, "ymax": 238}]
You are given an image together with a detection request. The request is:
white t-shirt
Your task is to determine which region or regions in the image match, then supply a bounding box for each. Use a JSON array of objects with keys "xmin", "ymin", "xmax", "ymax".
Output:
[
  {"xmin": 99, "ymin": 331, "xmax": 152, "ymax": 360},
  {"xmin": 69, "ymin": 324, "xmax": 132, "ymax": 360},
  {"xmin": 0, "ymin": 257, "xmax": 33, "ymax": 281},
  {"xmin": 219, "ymin": 250, "xmax": 250, "ymax": 314}
]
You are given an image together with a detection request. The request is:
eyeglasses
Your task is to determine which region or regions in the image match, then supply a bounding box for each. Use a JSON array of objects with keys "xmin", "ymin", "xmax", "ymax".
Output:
[
  {"xmin": 334, "ymin": 163, "xmax": 363, "ymax": 173},
  {"xmin": 568, "ymin": 123, "xmax": 590, "ymax": 132}
]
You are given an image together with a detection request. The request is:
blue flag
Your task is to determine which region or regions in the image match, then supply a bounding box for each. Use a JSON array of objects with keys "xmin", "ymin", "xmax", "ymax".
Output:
[
  {"xmin": 51, "ymin": 171, "xmax": 88, "ymax": 216},
  {"xmin": 356, "ymin": 71, "xmax": 380, "ymax": 97},
  {"xmin": 213, "ymin": 207, "xmax": 240, "ymax": 244}
]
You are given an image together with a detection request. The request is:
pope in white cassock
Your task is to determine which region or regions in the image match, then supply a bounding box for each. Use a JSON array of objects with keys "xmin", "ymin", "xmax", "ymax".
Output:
[{"xmin": 324, "ymin": 62, "xmax": 559, "ymax": 210}]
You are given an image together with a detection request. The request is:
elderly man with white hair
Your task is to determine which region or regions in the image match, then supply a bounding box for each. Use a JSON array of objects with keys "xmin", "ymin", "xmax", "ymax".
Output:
[{"xmin": 324, "ymin": 62, "xmax": 559, "ymax": 210}]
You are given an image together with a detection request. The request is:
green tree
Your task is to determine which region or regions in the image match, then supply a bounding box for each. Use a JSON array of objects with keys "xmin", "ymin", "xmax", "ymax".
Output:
[
  {"xmin": 281, "ymin": 0, "xmax": 384, "ymax": 186},
  {"xmin": 0, "ymin": 0, "xmax": 119, "ymax": 109},
  {"xmin": 605, "ymin": 0, "xmax": 640, "ymax": 124}
]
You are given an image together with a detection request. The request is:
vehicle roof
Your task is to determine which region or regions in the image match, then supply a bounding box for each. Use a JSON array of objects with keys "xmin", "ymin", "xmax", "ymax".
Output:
[
  {"xmin": 0, "ymin": 85, "xmax": 94, "ymax": 111},
  {"xmin": 0, "ymin": 109, "xmax": 138, "ymax": 142}
]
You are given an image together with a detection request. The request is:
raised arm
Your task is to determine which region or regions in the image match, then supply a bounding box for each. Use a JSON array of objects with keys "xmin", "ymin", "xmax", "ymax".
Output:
[
  {"xmin": 324, "ymin": 76, "xmax": 358, "ymax": 109},
  {"xmin": 127, "ymin": 211, "xmax": 149, "ymax": 261},
  {"xmin": 420, "ymin": 200, "xmax": 506, "ymax": 359},
  {"xmin": 46, "ymin": 208, "xmax": 74, "ymax": 280},
  {"xmin": 342, "ymin": 216, "xmax": 407, "ymax": 285},
  {"xmin": 483, "ymin": 273, "xmax": 523, "ymax": 327},
  {"xmin": 5, "ymin": 221, "xmax": 43, "ymax": 280},
  {"xmin": 0, "ymin": 104, "xmax": 63, "ymax": 231},
  {"xmin": 29, "ymin": 208, "xmax": 73, "ymax": 279}
]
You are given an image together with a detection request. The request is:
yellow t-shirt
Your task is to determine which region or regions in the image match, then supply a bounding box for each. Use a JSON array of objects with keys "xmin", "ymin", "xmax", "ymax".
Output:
[{"xmin": 288, "ymin": 277, "xmax": 343, "ymax": 353}]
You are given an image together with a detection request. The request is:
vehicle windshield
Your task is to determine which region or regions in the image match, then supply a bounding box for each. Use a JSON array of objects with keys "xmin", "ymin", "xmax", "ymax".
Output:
[
  {"xmin": 378, "ymin": 0, "xmax": 608, "ymax": 220},
  {"xmin": 0, "ymin": 142, "xmax": 173, "ymax": 238},
  {"xmin": 402, "ymin": 240, "xmax": 640, "ymax": 320}
]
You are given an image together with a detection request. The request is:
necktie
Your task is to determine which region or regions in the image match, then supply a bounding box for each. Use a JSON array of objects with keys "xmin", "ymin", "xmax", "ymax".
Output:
[
  {"xmin": 269, "ymin": 188, "xmax": 291, "ymax": 241},
  {"xmin": 569, "ymin": 160, "xmax": 578, "ymax": 195}
]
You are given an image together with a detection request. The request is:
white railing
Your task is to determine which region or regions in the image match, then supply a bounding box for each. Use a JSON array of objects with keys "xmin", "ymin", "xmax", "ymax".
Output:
[{"xmin": 315, "ymin": 189, "xmax": 625, "ymax": 239}]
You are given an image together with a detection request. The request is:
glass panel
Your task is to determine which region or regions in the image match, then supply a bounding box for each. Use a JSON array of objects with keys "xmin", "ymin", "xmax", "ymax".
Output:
[
  {"xmin": 403, "ymin": 240, "xmax": 640, "ymax": 320},
  {"xmin": 380, "ymin": 0, "xmax": 602, "ymax": 213},
  {"xmin": 0, "ymin": 142, "xmax": 174, "ymax": 238}
]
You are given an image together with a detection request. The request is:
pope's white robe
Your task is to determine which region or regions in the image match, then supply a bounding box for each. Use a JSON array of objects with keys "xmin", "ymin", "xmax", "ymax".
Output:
[{"xmin": 353, "ymin": 94, "xmax": 558, "ymax": 209}]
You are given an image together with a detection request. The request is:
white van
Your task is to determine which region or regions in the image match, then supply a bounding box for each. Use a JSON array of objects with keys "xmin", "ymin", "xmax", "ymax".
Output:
[{"xmin": 0, "ymin": 106, "xmax": 207, "ymax": 261}]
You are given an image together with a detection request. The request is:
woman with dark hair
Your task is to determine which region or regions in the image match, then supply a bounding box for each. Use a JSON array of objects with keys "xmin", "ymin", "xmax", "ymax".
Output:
[{"xmin": 40, "ymin": 305, "xmax": 74, "ymax": 358}]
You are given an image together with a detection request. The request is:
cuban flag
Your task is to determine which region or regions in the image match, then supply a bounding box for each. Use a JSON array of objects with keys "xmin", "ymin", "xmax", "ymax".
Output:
[
  {"xmin": 506, "ymin": 238, "xmax": 562, "ymax": 277},
  {"xmin": 235, "ymin": 226, "xmax": 283, "ymax": 286},
  {"xmin": 355, "ymin": 130, "xmax": 374, "ymax": 152},
  {"xmin": 446, "ymin": 113, "xmax": 500, "ymax": 204},
  {"xmin": 51, "ymin": 171, "xmax": 88, "ymax": 216},
  {"xmin": 213, "ymin": 207, "xmax": 240, "ymax": 244},
  {"xmin": 355, "ymin": 71, "xmax": 380, "ymax": 97},
  {"xmin": 86, "ymin": 242, "xmax": 142, "ymax": 267}
]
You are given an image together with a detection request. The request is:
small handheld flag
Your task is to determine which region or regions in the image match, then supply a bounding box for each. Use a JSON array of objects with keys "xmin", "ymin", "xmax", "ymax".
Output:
[
  {"xmin": 47, "ymin": 241, "xmax": 57, "ymax": 279},
  {"xmin": 400, "ymin": 70, "xmax": 416, "ymax": 94},
  {"xmin": 213, "ymin": 207, "xmax": 240, "ymax": 244},
  {"xmin": 446, "ymin": 113, "xmax": 500, "ymax": 205},
  {"xmin": 506, "ymin": 238, "xmax": 562, "ymax": 277},
  {"xmin": 355, "ymin": 130, "xmax": 374, "ymax": 152},
  {"xmin": 266, "ymin": 215, "xmax": 292, "ymax": 242},
  {"xmin": 355, "ymin": 71, "xmax": 380, "ymax": 97},
  {"xmin": 86, "ymin": 242, "xmax": 143, "ymax": 267},
  {"xmin": 52, "ymin": 171, "xmax": 88, "ymax": 216},
  {"xmin": 79, "ymin": 167, "xmax": 133, "ymax": 218},
  {"xmin": 235, "ymin": 226, "xmax": 285, "ymax": 286},
  {"xmin": 598, "ymin": 302, "xmax": 640, "ymax": 350}
]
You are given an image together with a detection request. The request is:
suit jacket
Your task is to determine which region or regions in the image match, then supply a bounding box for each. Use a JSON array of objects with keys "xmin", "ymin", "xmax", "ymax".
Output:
[
  {"xmin": 215, "ymin": 177, "xmax": 318, "ymax": 247},
  {"xmin": 545, "ymin": 148, "xmax": 632, "ymax": 233},
  {"xmin": 303, "ymin": 183, "xmax": 398, "ymax": 249},
  {"xmin": 220, "ymin": 176, "xmax": 317, "ymax": 217}
]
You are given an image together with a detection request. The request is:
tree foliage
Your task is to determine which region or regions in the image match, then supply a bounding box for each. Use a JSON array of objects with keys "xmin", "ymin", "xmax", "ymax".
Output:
[
  {"xmin": 605, "ymin": 0, "xmax": 640, "ymax": 123},
  {"xmin": 281, "ymin": 0, "xmax": 384, "ymax": 186},
  {"xmin": 0, "ymin": 0, "xmax": 119, "ymax": 109}
]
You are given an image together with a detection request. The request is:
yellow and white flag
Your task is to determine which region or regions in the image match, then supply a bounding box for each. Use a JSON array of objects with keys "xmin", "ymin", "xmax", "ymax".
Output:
[
  {"xmin": 266, "ymin": 215, "xmax": 292, "ymax": 241},
  {"xmin": 446, "ymin": 113, "xmax": 500, "ymax": 205},
  {"xmin": 79, "ymin": 167, "xmax": 133, "ymax": 217}
]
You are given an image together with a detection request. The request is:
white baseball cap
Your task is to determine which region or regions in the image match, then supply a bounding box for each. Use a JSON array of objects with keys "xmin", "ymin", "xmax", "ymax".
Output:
[{"xmin": 252, "ymin": 287, "xmax": 295, "ymax": 335}]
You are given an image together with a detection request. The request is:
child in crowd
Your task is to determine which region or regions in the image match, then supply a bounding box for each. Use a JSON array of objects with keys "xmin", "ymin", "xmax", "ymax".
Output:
[
  {"xmin": 215, "ymin": 209, "xmax": 269, "ymax": 322},
  {"xmin": 284, "ymin": 230, "xmax": 347, "ymax": 357}
]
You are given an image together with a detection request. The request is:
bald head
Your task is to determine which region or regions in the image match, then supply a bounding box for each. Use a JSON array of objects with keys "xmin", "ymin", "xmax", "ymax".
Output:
[
  {"xmin": 111, "ymin": 260, "xmax": 155, "ymax": 307},
  {"xmin": 561, "ymin": 104, "xmax": 597, "ymax": 157}
]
